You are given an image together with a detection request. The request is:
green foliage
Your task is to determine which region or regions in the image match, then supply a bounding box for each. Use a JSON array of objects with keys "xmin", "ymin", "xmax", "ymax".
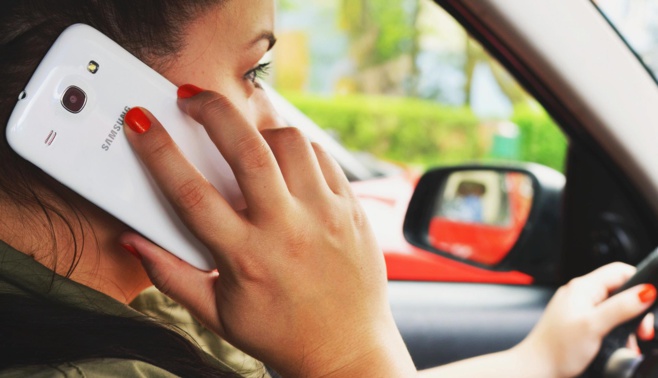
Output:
[
  {"xmin": 285, "ymin": 93, "xmax": 481, "ymax": 167},
  {"xmin": 284, "ymin": 93, "xmax": 567, "ymax": 171},
  {"xmin": 339, "ymin": 0, "xmax": 418, "ymax": 67},
  {"xmin": 512, "ymin": 104, "xmax": 567, "ymax": 172},
  {"xmin": 368, "ymin": 1, "xmax": 417, "ymax": 65}
]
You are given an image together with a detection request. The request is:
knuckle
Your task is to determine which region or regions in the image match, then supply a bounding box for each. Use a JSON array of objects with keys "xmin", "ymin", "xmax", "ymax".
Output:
[
  {"xmin": 234, "ymin": 134, "xmax": 272, "ymax": 171},
  {"xmin": 608, "ymin": 261, "xmax": 630, "ymax": 269},
  {"xmin": 232, "ymin": 255, "xmax": 267, "ymax": 283},
  {"xmin": 174, "ymin": 178, "xmax": 208, "ymax": 214},
  {"xmin": 310, "ymin": 141, "xmax": 325, "ymax": 154},
  {"xmin": 261, "ymin": 127, "xmax": 310, "ymax": 151},
  {"xmin": 317, "ymin": 200, "xmax": 367, "ymax": 237},
  {"xmin": 609, "ymin": 261, "xmax": 635, "ymax": 275},
  {"xmin": 565, "ymin": 277, "xmax": 582, "ymax": 290},
  {"xmin": 316, "ymin": 203, "xmax": 344, "ymax": 236},
  {"xmin": 262, "ymin": 211, "xmax": 312, "ymax": 259},
  {"xmin": 281, "ymin": 225, "xmax": 312, "ymax": 257},
  {"xmin": 324, "ymin": 216, "xmax": 343, "ymax": 236},
  {"xmin": 264, "ymin": 126, "xmax": 306, "ymax": 146},
  {"xmin": 351, "ymin": 204, "xmax": 369, "ymax": 229},
  {"xmin": 196, "ymin": 93, "xmax": 233, "ymax": 124},
  {"xmin": 143, "ymin": 134, "xmax": 176, "ymax": 164}
]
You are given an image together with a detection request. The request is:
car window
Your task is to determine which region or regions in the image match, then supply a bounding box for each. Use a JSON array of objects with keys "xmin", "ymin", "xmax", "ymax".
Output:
[
  {"xmin": 273, "ymin": 0, "xmax": 567, "ymax": 174},
  {"xmin": 270, "ymin": 0, "xmax": 568, "ymax": 283},
  {"xmin": 593, "ymin": 0, "xmax": 658, "ymax": 83}
]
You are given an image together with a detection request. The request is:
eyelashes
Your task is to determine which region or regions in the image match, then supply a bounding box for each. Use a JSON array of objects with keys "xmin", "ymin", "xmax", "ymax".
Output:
[{"xmin": 245, "ymin": 61, "xmax": 272, "ymax": 85}]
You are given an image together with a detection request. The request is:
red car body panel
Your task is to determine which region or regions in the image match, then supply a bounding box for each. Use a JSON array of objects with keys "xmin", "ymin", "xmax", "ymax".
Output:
[
  {"xmin": 350, "ymin": 172, "xmax": 533, "ymax": 284},
  {"xmin": 429, "ymin": 219, "xmax": 523, "ymax": 265}
]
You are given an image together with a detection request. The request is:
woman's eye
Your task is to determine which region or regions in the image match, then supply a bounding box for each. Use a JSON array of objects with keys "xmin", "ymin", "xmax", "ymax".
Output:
[{"xmin": 244, "ymin": 62, "xmax": 272, "ymax": 86}]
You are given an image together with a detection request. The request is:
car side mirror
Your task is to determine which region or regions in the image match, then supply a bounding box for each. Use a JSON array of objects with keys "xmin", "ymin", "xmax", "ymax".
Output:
[{"xmin": 403, "ymin": 164, "xmax": 565, "ymax": 283}]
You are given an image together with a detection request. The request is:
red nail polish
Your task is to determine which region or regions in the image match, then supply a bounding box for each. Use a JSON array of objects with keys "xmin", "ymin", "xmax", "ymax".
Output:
[
  {"xmin": 639, "ymin": 284, "xmax": 656, "ymax": 303},
  {"xmin": 124, "ymin": 108, "xmax": 151, "ymax": 134},
  {"xmin": 177, "ymin": 84, "xmax": 204, "ymax": 99},
  {"xmin": 121, "ymin": 243, "xmax": 142, "ymax": 261}
]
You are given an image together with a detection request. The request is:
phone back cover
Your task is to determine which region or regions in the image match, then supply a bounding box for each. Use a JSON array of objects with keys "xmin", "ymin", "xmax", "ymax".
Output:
[{"xmin": 6, "ymin": 24, "xmax": 243, "ymax": 270}]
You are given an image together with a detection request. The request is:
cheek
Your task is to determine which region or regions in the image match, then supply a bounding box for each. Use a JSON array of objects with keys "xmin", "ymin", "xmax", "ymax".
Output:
[
  {"xmin": 163, "ymin": 64, "xmax": 277, "ymax": 130},
  {"xmin": 163, "ymin": 64, "xmax": 250, "ymax": 107},
  {"xmin": 250, "ymin": 91, "xmax": 286, "ymax": 131},
  {"xmin": 201, "ymin": 79, "xmax": 256, "ymax": 123}
]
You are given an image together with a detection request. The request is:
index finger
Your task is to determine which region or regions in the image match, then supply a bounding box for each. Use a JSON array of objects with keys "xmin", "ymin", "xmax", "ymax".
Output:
[
  {"xmin": 123, "ymin": 106, "xmax": 244, "ymax": 260},
  {"xmin": 571, "ymin": 262, "xmax": 636, "ymax": 306},
  {"xmin": 177, "ymin": 87, "xmax": 291, "ymax": 217}
]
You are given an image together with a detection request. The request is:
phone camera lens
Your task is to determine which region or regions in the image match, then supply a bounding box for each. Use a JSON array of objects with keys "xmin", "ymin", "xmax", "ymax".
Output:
[{"xmin": 61, "ymin": 86, "xmax": 87, "ymax": 113}]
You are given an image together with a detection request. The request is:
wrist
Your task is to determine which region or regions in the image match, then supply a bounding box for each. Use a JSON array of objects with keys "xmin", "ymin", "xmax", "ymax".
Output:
[
  {"xmin": 510, "ymin": 338, "xmax": 561, "ymax": 378},
  {"xmin": 281, "ymin": 314, "xmax": 416, "ymax": 378}
]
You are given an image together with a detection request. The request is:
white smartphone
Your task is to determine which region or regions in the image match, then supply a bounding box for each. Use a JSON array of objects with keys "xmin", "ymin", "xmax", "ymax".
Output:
[{"xmin": 6, "ymin": 24, "xmax": 243, "ymax": 271}]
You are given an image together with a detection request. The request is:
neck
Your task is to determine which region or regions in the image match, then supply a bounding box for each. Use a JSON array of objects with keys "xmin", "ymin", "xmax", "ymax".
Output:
[{"xmin": 0, "ymin": 192, "xmax": 151, "ymax": 304}]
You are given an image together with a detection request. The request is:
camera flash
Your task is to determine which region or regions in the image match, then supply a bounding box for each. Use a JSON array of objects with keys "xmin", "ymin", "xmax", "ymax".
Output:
[{"xmin": 87, "ymin": 61, "xmax": 99, "ymax": 74}]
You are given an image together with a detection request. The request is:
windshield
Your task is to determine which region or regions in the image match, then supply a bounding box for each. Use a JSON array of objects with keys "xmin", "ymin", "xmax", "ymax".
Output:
[{"xmin": 593, "ymin": 0, "xmax": 658, "ymax": 80}]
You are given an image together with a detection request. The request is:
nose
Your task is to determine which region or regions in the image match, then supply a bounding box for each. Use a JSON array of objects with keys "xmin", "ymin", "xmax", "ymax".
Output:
[{"xmin": 251, "ymin": 89, "xmax": 286, "ymax": 131}]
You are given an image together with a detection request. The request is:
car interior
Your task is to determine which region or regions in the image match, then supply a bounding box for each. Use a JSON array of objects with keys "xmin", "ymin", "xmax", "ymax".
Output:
[{"xmin": 377, "ymin": 0, "xmax": 658, "ymax": 375}]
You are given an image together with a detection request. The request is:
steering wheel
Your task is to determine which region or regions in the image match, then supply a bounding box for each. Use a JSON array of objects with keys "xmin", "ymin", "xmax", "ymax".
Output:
[
  {"xmin": 582, "ymin": 316, "xmax": 646, "ymax": 377},
  {"xmin": 582, "ymin": 248, "xmax": 658, "ymax": 377}
]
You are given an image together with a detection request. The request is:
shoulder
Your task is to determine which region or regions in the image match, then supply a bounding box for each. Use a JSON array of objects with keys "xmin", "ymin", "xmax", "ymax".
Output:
[
  {"xmin": 0, "ymin": 359, "xmax": 177, "ymax": 378},
  {"xmin": 131, "ymin": 287, "xmax": 267, "ymax": 377}
]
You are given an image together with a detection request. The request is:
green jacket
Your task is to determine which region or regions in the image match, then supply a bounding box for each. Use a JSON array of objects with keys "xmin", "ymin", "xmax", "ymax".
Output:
[{"xmin": 0, "ymin": 241, "xmax": 267, "ymax": 377}]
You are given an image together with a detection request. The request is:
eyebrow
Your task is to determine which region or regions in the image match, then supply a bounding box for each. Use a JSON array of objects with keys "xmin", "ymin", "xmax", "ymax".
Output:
[{"xmin": 249, "ymin": 31, "xmax": 277, "ymax": 51}]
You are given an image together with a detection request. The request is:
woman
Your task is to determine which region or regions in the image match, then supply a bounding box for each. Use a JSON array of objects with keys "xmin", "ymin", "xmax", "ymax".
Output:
[{"xmin": 0, "ymin": 0, "xmax": 655, "ymax": 377}]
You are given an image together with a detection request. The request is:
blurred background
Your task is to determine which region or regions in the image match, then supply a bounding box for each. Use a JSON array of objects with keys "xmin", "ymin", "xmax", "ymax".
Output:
[
  {"xmin": 269, "ymin": 0, "xmax": 566, "ymax": 174},
  {"xmin": 266, "ymin": 0, "xmax": 658, "ymax": 175}
]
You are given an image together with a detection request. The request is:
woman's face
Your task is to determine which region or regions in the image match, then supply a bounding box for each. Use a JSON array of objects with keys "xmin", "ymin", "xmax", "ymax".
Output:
[{"xmin": 162, "ymin": 0, "xmax": 282, "ymax": 130}]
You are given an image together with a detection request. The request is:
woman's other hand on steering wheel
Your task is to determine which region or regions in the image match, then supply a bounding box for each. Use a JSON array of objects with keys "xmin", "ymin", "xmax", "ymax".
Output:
[{"xmin": 516, "ymin": 262, "xmax": 656, "ymax": 378}]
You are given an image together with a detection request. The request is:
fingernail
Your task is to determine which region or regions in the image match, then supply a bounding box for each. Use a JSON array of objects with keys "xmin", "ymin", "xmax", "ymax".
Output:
[
  {"xmin": 177, "ymin": 84, "xmax": 204, "ymax": 99},
  {"xmin": 124, "ymin": 108, "xmax": 151, "ymax": 134},
  {"xmin": 121, "ymin": 243, "xmax": 142, "ymax": 261},
  {"xmin": 639, "ymin": 284, "xmax": 656, "ymax": 303}
]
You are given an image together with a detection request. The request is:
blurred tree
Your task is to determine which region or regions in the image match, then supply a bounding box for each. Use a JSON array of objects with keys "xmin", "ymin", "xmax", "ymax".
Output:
[
  {"xmin": 464, "ymin": 39, "xmax": 530, "ymax": 106},
  {"xmin": 273, "ymin": 31, "xmax": 310, "ymax": 92},
  {"xmin": 338, "ymin": 0, "xmax": 421, "ymax": 95}
]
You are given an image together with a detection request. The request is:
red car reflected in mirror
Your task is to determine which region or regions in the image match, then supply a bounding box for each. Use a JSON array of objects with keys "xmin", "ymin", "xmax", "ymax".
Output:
[{"xmin": 428, "ymin": 171, "xmax": 533, "ymax": 266}]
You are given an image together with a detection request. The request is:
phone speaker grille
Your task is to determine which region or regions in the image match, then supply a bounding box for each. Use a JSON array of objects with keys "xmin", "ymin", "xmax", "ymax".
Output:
[{"xmin": 45, "ymin": 131, "xmax": 57, "ymax": 146}]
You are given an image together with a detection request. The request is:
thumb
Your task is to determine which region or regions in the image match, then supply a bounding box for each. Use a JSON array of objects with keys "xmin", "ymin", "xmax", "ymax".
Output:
[
  {"xmin": 637, "ymin": 313, "xmax": 655, "ymax": 341},
  {"xmin": 119, "ymin": 232, "xmax": 224, "ymax": 335},
  {"xmin": 595, "ymin": 284, "xmax": 657, "ymax": 335}
]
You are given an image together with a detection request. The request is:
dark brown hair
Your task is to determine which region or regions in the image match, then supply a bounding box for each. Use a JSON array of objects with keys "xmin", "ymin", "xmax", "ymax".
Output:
[
  {"xmin": 0, "ymin": 294, "xmax": 242, "ymax": 377},
  {"xmin": 0, "ymin": 1, "xmax": 249, "ymax": 377}
]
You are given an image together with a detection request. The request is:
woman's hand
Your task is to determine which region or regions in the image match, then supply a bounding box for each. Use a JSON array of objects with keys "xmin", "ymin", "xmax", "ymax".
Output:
[
  {"xmin": 515, "ymin": 263, "xmax": 656, "ymax": 378},
  {"xmin": 419, "ymin": 263, "xmax": 655, "ymax": 378},
  {"xmin": 120, "ymin": 86, "xmax": 416, "ymax": 377}
]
